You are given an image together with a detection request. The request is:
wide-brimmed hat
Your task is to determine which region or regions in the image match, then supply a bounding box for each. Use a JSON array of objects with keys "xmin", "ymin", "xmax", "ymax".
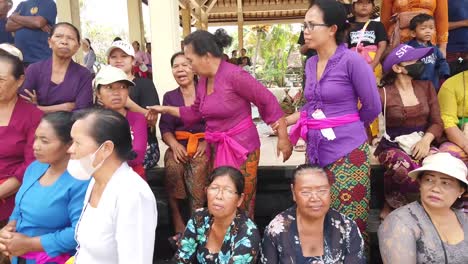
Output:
[
  {"xmin": 106, "ymin": 40, "xmax": 135, "ymax": 58},
  {"xmin": 0, "ymin": 43, "xmax": 23, "ymax": 61},
  {"xmin": 408, "ymin": 153, "xmax": 468, "ymax": 186},
  {"xmin": 93, "ymin": 65, "xmax": 135, "ymax": 90},
  {"xmin": 382, "ymin": 44, "xmax": 433, "ymax": 73}
]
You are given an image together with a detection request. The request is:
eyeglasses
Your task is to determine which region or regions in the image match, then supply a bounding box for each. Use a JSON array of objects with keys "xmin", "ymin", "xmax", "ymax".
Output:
[
  {"xmin": 207, "ymin": 186, "xmax": 238, "ymax": 198},
  {"xmin": 299, "ymin": 188, "xmax": 330, "ymax": 198},
  {"xmin": 303, "ymin": 21, "xmax": 329, "ymax": 31}
]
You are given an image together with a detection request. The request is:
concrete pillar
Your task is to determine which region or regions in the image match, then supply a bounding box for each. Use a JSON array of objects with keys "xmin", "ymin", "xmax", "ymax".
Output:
[
  {"xmin": 127, "ymin": 0, "xmax": 146, "ymax": 51},
  {"xmin": 148, "ymin": 0, "xmax": 180, "ymax": 101},
  {"xmin": 56, "ymin": 0, "xmax": 83, "ymax": 62},
  {"xmin": 238, "ymin": 22, "xmax": 244, "ymax": 50}
]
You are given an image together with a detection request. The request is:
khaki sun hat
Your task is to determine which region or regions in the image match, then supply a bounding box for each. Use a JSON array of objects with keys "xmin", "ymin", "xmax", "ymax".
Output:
[
  {"xmin": 0, "ymin": 43, "xmax": 23, "ymax": 61},
  {"xmin": 93, "ymin": 65, "xmax": 135, "ymax": 90},
  {"xmin": 408, "ymin": 153, "xmax": 468, "ymax": 186}
]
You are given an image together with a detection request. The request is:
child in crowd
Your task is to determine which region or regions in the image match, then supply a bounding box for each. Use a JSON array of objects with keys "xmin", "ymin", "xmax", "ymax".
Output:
[
  {"xmin": 348, "ymin": 0, "xmax": 387, "ymax": 79},
  {"xmin": 406, "ymin": 14, "xmax": 450, "ymax": 92}
]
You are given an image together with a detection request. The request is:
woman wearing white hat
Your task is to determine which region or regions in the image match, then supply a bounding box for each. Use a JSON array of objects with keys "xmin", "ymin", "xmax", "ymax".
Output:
[{"xmin": 378, "ymin": 152, "xmax": 468, "ymax": 264}]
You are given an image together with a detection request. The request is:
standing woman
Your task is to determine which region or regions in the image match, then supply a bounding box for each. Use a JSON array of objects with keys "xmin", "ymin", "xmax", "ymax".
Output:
[
  {"xmin": 381, "ymin": 0, "xmax": 449, "ymax": 56},
  {"xmin": 285, "ymin": 0, "xmax": 381, "ymax": 235},
  {"xmin": 0, "ymin": 51, "xmax": 43, "ymax": 263},
  {"xmin": 107, "ymin": 40, "xmax": 160, "ymax": 169},
  {"xmin": 19, "ymin": 22, "xmax": 93, "ymax": 112},
  {"xmin": 148, "ymin": 29, "xmax": 293, "ymax": 218},
  {"xmin": 68, "ymin": 108, "xmax": 157, "ymax": 264},
  {"xmin": 0, "ymin": 112, "xmax": 88, "ymax": 264},
  {"xmin": 160, "ymin": 52, "xmax": 208, "ymax": 241},
  {"xmin": 81, "ymin": 38, "xmax": 95, "ymax": 75},
  {"xmin": 93, "ymin": 65, "xmax": 148, "ymax": 179}
]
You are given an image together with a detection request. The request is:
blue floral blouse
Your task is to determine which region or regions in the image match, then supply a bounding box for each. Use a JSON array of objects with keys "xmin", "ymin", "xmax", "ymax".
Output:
[
  {"xmin": 260, "ymin": 206, "xmax": 366, "ymax": 264},
  {"xmin": 174, "ymin": 208, "xmax": 261, "ymax": 264}
]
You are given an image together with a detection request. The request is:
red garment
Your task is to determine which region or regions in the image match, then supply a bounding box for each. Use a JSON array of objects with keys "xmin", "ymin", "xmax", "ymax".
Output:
[{"xmin": 0, "ymin": 97, "xmax": 43, "ymax": 220}]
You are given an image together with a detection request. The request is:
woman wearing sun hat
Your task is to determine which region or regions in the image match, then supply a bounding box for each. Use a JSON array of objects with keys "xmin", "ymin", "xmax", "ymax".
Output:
[
  {"xmin": 375, "ymin": 44, "xmax": 444, "ymax": 219},
  {"xmin": 378, "ymin": 152, "xmax": 468, "ymax": 264}
]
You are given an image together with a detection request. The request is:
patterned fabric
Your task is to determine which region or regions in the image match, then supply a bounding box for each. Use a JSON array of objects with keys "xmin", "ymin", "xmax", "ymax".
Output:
[
  {"xmin": 378, "ymin": 201, "xmax": 468, "ymax": 264},
  {"xmin": 164, "ymin": 149, "xmax": 210, "ymax": 212},
  {"xmin": 173, "ymin": 208, "xmax": 261, "ymax": 264},
  {"xmin": 260, "ymin": 206, "xmax": 366, "ymax": 264},
  {"xmin": 323, "ymin": 143, "xmax": 370, "ymax": 238},
  {"xmin": 210, "ymin": 147, "xmax": 260, "ymax": 219},
  {"xmin": 143, "ymin": 142, "xmax": 160, "ymax": 169},
  {"xmin": 378, "ymin": 147, "xmax": 438, "ymax": 210},
  {"xmin": 439, "ymin": 142, "xmax": 468, "ymax": 213}
]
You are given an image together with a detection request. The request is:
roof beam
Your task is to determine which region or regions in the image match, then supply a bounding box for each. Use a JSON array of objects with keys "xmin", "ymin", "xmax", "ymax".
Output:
[
  {"xmin": 206, "ymin": 0, "xmax": 218, "ymax": 13},
  {"xmin": 210, "ymin": 3, "xmax": 308, "ymax": 13}
]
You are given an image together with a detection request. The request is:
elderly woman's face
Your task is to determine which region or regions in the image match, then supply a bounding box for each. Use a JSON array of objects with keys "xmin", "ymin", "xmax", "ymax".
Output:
[
  {"xmin": 172, "ymin": 55, "xmax": 194, "ymax": 87},
  {"xmin": 206, "ymin": 175, "xmax": 243, "ymax": 219},
  {"xmin": 0, "ymin": 60, "xmax": 22, "ymax": 103},
  {"xmin": 97, "ymin": 81, "xmax": 129, "ymax": 111},
  {"xmin": 33, "ymin": 120, "xmax": 70, "ymax": 164},
  {"xmin": 49, "ymin": 25, "xmax": 80, "ymax": 59},
  {"xmin": 292, "ymin": 169, "xmax": 331, "ymax": 219},
  {"xmin": 420, "ymin": 171, "xmax": 466, "ymax": 209}
]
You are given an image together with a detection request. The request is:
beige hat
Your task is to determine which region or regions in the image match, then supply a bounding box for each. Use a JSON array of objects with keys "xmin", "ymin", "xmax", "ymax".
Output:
[
  {"xmin": 0, "ymin": 43, "xmax": 23, "ymax": 61},
  {"xmin": 408, "ymin": 153, "xmax": 468, "ymax": 186},
  {"xmin": 106, "ymin": 40, "xmax": 135, "ymax": 58},
  {"xmin": 93, "ymin": 65, "xmax": 135, "ymax": 90}
]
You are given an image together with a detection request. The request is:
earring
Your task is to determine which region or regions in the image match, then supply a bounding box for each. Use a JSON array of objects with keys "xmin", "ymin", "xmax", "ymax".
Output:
[{"xmin": 459, "ymin": 195, "xmax": 462, "ymax": 199}]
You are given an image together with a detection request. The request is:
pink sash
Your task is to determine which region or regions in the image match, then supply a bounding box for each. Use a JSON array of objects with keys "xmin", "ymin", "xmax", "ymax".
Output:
[
  {"xmin": 21, "ymin": 252, "xmax": 70, "ymax": 264},
  {"xmin": 351, "ymin": 44, "xmax": 378, "ymax": 63},
  {"xmin": 205, "ymin": 117, "xmax": 253, "ymax": 169},
  {"xmin": 289, "ymin": 111, "xmax": 360, "ymax": 145}
]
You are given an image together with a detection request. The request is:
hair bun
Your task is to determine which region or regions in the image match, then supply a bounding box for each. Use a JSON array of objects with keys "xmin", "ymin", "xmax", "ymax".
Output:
[
  {"xmin": 126, "ymin": 150, "xmax": 137, "ymax": 161},
  {"xmin": 213, "ymin": 28, "xmax": 232, "ymax": 49}
]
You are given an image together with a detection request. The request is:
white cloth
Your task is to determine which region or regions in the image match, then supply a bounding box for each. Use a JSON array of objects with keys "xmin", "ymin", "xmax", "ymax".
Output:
[{"xmin": 74, "ymin": 163, "xmax": 157, "ymax": 264}]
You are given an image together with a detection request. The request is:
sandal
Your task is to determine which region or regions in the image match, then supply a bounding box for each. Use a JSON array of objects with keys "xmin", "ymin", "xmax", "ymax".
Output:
[{"xmin": 168, "ymin": 232, "xmax": 182, "ymax": 250}]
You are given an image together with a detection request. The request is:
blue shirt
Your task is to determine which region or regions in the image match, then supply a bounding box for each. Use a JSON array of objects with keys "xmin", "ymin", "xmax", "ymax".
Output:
[
  {"xmin": 13, "ymin": 0, "xmax": 56, "ymax": 63},
  {"xmin": 448, "ymin": 0, "xmax": 468, "ymax": 53},
  {"xmin": 0, "ymin": 17, "xmax": 14, "ymax": 44},
  {"xmin": 406, "ymin": 40, "xmax": 450, "ymax": 91},
  {"xmin": 9, "ymin": 161, "xmax": 89, "ymax": 264}
]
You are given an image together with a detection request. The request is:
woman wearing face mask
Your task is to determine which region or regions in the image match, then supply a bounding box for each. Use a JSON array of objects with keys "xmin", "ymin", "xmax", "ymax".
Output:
[
  {"xmin": 107, "ymin": 40, "xmax": 160, "ymax": 169},
  {"xmin": 375, "ymin": 44, "xmax": 444, "ymax": 219},
  {"xmin": 18, "ymin": 22, "xmax": 93, "ymax": 112},
  {"xmin": 68, "ymin": 108, "xmax": 157, "ymax": 264},
  {"xmin": 94, "ymin": 65, "xmax": 148, "ymax": 179},
  {"xmin": 0, "ymin": 112, "xmax": 88, "ymax": 264}
]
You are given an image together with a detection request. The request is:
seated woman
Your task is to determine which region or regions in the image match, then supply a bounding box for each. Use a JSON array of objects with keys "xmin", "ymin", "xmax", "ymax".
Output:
[
  {"xmin": 0, "ymin": 112, "xmax": 89, "ymax": 264},
  {"xmin": 69, "ymin": 108, "xmax": 157, "ymax": 264},
  {"xmin": 160, "ymin": 52, "xmax": 208, "ymax": 243},
  {"xmin": 174, "ymin": 166, "xmax": 261, "ymax": 263},
  {"xmin": 379, "ymin": 152, "xmax": 468, "ymax": 264},
  {"xmin": 19, "ymin": 22, "xmax": 93, "ymax": 112},
  {"xmin": 438, "ymin": 68, "xmax": 468, "ymax": 213},
  {"xmin": 0, "ymin": 50, "xmax": 43, "ymax": 262},
  {"xmin": 94, "ymin": 65, "xmax": 148, "ymax": 179},
  {"xmin": 261, "ymin": 164, "xmax": 365, "ymax": 263},
  {"xmin": 375, "ymin": 44, "xmax": 444, "ymax": 219},
  {"xmin": 107, "ymin": 40, "xmax": 160, "ymax": 169}
]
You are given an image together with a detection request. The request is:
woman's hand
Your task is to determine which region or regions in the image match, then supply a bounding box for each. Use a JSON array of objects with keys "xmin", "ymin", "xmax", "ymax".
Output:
[
  {"xmin": 146, "ymin": 105, "xmax": 165, "ymax": 114},
  {"xmin": 411, "ymin": 137, "xmax": 431, "ymax": 160},
  {"xmin": 277, "ymin": 137, "xmax": 293, "ymax": 162},
  {"xmin": 144, "ymin": 110, "xmax": 158, "ymax": 127},
  {"xmin": 0, "ymin": 224, "xmax": 15, "ymax": 256},
  {"xmin": 193, "ymin": 140, "xmax": 207, "ymax": 159},
  {"xmin": 1, "ymin": 232, "xmax": 32, "ymax": 256},
  {"xmin": 20, "ymin": 89, "xmax": 38, "ymax": 105},
  {"xmin": 170, "ymin": 142, "xmax": 189, "ymax": 164}
]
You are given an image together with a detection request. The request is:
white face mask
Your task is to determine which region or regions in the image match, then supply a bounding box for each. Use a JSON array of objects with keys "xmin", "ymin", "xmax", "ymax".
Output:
[{"xmin": 67, "ymin": 145, "xmax": 106, "ymax": 181}]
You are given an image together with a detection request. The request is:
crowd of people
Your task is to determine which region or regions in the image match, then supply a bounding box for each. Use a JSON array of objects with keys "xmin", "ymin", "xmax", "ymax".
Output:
[{"xmin": 0, "ymin": 0, "xmax": 466, "ymax": 263}]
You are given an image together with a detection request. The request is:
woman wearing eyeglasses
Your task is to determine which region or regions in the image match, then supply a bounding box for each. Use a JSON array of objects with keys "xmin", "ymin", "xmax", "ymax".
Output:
[
  {"xmin": 260, "ymin": 164, "xmax": 366, "ymax": 263},
  {"xmin": 283, "ymin": 0, "xmax": 381, "ymax": 237},
  {"xmin": 173, "ymin": 166, "xmax": 261, "ymax": 264}
]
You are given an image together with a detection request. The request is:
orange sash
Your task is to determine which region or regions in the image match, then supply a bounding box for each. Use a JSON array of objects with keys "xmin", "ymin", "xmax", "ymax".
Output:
[{"xmin": 175, "ymin": 131, "xmax": 205, "ymax": 157}]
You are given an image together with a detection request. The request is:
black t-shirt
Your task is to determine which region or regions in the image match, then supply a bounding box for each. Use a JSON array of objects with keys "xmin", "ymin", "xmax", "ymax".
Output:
[
  {"xmin": 297, "ymin": 31, "xmax": 317, "ymax": 60},
  {"xmin": 347, "ymin": 21, "xmax": 387, "ymax": 48},
  {"xmin": 129, "ymin": 77, "xmax": 160, "ymax": 144}
]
